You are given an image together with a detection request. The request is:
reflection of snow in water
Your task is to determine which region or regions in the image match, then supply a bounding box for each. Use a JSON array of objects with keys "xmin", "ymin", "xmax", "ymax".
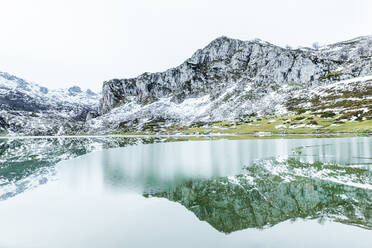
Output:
[{"xmin": 0, "ymin": 137, "xmax": 371, "ymax": 200}]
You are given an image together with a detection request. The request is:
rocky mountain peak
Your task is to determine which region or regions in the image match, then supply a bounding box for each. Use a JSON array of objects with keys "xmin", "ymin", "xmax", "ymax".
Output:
[
  {"xmin": 68, "ymin": 86, "xmax": 82, "ymax": 95},
  {"xmin": 1, "ymin": 35, "xmax": 371, "ymax": 136},
  {"xmin": 86, "ymin": 89, "xmax": 97, "ymax": 96},
  {"xmin": 0, "ymin": 71, "xmax": 100, "ymax": 135},
  {"xmin": 88, "ymin": 35, "xmax": 372, "ymax": 134}
]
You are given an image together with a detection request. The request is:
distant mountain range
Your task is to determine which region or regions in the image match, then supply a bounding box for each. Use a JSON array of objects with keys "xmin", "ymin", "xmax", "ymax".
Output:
[
  {"xmin": 0, "ymin": 71, "xmax": 99, "ymax": 135},
  {"xmin": 1, "ymin": 35, "xmax": 371, "ymax": 135}
]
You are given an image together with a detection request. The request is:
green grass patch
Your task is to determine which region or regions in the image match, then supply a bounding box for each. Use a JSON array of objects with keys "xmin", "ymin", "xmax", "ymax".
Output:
[
  {"xmin": 0, "ymin": 132, "xmax": 8, "ymax": 137},
  {"xmin": 159, "ymin": 114, "xmax": 372, "ymax": 135}
]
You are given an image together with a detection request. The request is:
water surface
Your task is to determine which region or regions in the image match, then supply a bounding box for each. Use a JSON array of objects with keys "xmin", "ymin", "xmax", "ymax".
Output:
[{"xmin": 0, "ymin": 137, "xmax": 371, "ymax": 247}]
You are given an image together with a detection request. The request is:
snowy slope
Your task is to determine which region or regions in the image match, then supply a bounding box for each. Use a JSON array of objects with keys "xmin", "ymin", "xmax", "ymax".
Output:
[
  {"xmin": 86, "ymin": 35, "xmax": 372, "ymax": 133},
  {"xmin": 1, "ymin": 35, "xmax": 372, "ymax": 135},
  {"xmin": 0, "ymin": 71, "xmax": 99, "ymax": 118},
  {"xmin": 0, "ymin": 71, "xmax": 100, "ymax": 135},
  {"xmin": 287, "ymin": 74, "xmax": 372, "ymax": 119}
]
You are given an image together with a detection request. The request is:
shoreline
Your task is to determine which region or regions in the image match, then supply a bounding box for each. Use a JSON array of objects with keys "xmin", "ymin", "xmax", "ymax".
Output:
[{"xmin": 1, "ymin": 132, "xmax": 371, "ymax": 140}]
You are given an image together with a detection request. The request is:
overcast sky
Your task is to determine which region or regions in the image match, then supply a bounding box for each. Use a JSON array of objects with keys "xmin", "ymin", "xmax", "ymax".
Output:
[{"xmin": 0, "ymin": 0, "xmax": 371, "ymax": 91}]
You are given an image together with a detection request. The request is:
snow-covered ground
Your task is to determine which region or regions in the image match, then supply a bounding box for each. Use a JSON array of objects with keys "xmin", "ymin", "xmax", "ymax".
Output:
[{"xmin": 0, "ymin": 71, "xmax": 100, "ymax": 135}]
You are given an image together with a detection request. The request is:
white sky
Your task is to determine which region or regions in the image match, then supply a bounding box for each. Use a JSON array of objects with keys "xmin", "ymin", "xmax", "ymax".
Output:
[{"xmin": 0, "ymin": 0, "xmax": 371, "ymax": 91}]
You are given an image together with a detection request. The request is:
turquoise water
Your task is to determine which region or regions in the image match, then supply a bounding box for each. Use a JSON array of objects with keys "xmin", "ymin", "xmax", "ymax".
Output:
[{"xmin": 0, "ymin": 137, "xmax": 371, "ymax": 247}]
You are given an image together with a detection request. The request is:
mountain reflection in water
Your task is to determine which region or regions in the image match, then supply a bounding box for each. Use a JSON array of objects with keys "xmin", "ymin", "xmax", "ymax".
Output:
[
  {"xmin": 147, "ymin": 158, "xmax": 372, "ymax": 233},
  {"xmin": 0, "ymin": 137, "xmax": 372, "ymax": 235}
]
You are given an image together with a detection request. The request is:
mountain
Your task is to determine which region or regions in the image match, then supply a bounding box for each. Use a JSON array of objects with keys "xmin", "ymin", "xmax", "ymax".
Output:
[
  {"xmin": 86, "ymin": 35, "xmax": 372, "ymax": 134},
  {"xmin": 0, "ymin": 71, "xmax": 99, "ymax": 135},
  {"xmin": 1, "ymin": 35, "xmax": 371, "ymax": 135}
]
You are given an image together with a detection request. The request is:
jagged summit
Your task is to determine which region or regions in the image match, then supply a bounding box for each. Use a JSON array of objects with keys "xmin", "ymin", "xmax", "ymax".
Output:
[
  {"xmin": 0, "ymin": 71, "xmax": 100, "ymax": 135},
  {"xmin": 187, "ymin": 35, "xmax": 278, "ymax": 65},
  {"xmin": 1, "ymin": 35, "xmax": 371, "ymax": 135},
  {"xmin": 0, "ymin": 71, "xmax": 29, "ymax": 87},
  {"xmin": 86, "ymin": 35, "xmax": 372, "ymax": 134},
  {"xmin": 68, "ymin": 86, "xmax": 82, "ymax": 95}
]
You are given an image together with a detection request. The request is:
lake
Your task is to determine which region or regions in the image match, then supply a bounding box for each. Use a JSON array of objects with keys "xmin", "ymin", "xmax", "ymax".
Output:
[{"xmin": 0, "ymin": 136, "xmax": 371, "ymax": 247}]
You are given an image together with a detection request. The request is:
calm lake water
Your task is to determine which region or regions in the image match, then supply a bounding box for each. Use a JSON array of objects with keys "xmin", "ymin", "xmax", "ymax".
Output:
[{"xmin": 0, "ymin": 136, "xmax": 371, "ymax": 247}]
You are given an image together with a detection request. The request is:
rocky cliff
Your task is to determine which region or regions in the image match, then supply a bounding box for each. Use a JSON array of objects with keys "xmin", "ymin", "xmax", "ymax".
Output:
[
  {"xmin": 1, "ymin": 35, "xmax": 371, "ymax": 135},
  {"xmin": 87, "ymin": 35, "xmax": 372, "ymax": 133}
]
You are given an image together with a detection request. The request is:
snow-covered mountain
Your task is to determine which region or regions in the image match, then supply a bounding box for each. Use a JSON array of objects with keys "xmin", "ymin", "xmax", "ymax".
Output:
[
  {"xmin": 0, "ymin": 72, "xmax": 100, "ymax": 135},
  {"xmin": 1, "ymin": 35, "xmax": 371, "ymax": 135},
  {"xmin": 287, "ymin": 74, "xmax": 372, "ymax": 120},
  {"xmin": 86, "ymin": 35, "xmax": 372, "ymax": 133}
]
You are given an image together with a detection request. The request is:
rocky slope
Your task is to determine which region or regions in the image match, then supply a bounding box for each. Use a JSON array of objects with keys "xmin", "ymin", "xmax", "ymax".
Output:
[
  {"xmin": 287, "ymin": 74, "xmax": 372, "ymax": 119},
  {"xmin": 1, "ymin": 35, "xmax": 371, "ymax": 135},
  {"xmin": 0, "ymin": 72, "xmax": 100, "ymax": 135},
  {"xmin": 87, "ymin": 35, "xmax": 372, "ymax": 134}
]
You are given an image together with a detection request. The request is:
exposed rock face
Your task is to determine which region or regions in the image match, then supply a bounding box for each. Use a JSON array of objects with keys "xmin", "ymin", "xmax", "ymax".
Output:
[
  {"xmin": 0, "ymin": 71, "xmax": 100, "ymax": 135},
  {"xmin": 1, "ymin": 36, "xmax": 372, "ymax": 135},
  {"xmin": 91, "ymin": 36, "xmax": 372, "ymax": 132}
]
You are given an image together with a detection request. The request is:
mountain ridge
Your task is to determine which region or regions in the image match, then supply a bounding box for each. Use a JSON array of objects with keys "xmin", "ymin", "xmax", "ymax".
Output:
[
  {"xmin": 89, "ymin": 35, "xmax": 372, "ymax": 134},
  {"xmin": 1, "ymin": 35, "xmax": 372, "ymax": 135},
  {"xmin": 0, "ymin": 71, "xmax": 100, "ymax": 135}
]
